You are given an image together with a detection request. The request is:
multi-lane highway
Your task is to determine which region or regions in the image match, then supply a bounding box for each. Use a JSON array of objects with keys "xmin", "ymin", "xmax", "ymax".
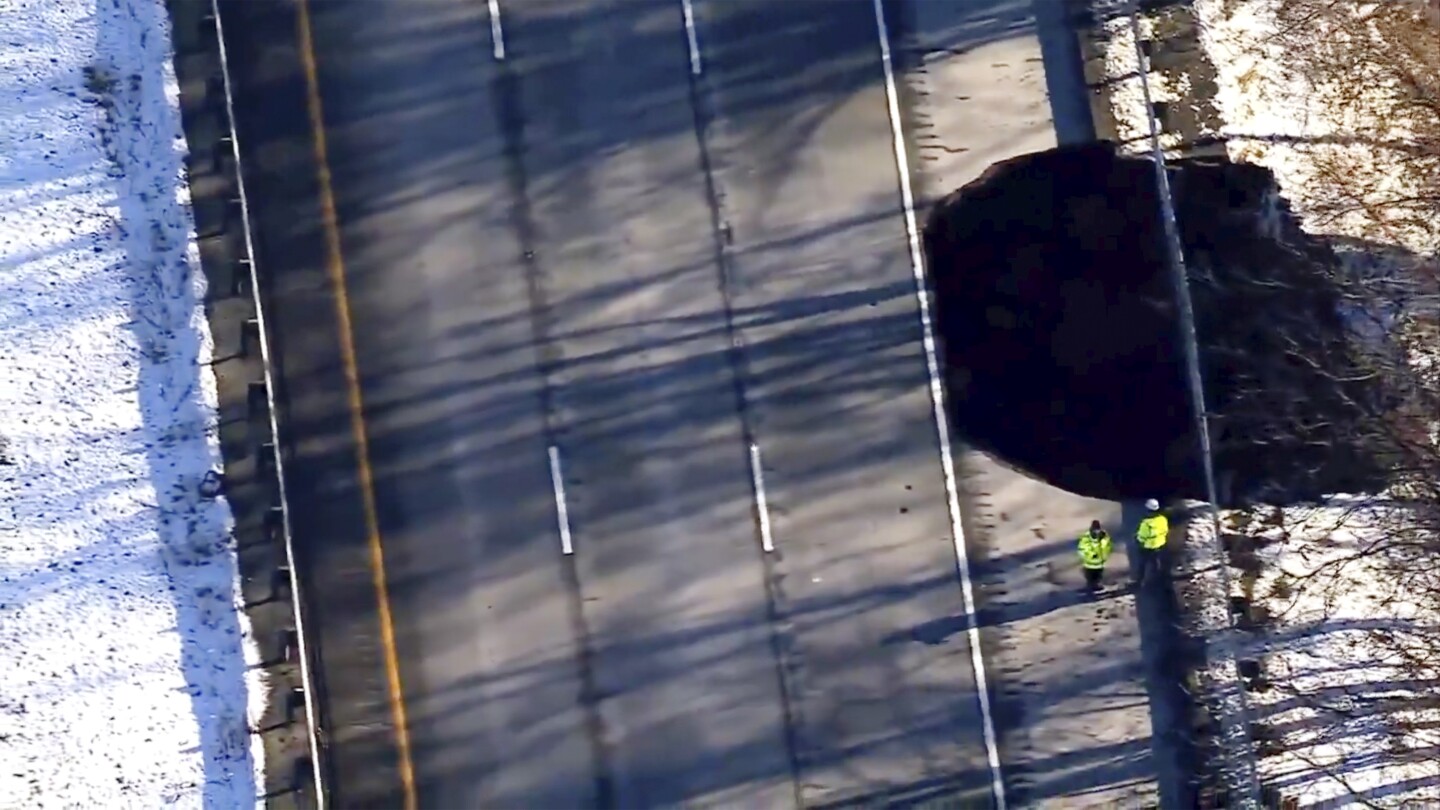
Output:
[
  {"xmin": 294, "ymin": 0, "xmax": 997, "ymax": 805},
  {"xmin": 222, "ymin": 0, "xmax": 1164, "ymax": 807}
]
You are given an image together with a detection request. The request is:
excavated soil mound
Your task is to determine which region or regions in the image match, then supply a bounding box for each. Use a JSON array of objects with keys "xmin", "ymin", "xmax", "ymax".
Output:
[{"xmin": 923, "ymin": 142, "xmax": 1389, "ymax": 502}]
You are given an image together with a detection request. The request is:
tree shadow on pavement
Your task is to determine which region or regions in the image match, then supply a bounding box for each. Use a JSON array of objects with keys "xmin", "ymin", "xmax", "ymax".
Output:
[{"xmin": 218, "ymin": 0, "xmax": 1107, "ymax": 806}]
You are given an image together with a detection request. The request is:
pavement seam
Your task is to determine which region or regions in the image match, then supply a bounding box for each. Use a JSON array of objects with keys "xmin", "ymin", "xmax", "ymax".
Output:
[
  {"xmin": 680, "ymin": 1, "xmax": 808, "ymax": 801},
  {"xmin": 491, "ymin": 47, "xmax": 616, "ymax": 809}
]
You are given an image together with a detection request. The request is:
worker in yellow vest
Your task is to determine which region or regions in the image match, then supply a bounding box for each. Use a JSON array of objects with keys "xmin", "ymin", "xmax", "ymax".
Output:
[
  {"xmin": 1136, "ymin": 498, "xmax": 1169, "ymax": 585},
  {"xmin": 1077, "ymin": 520, "xmax": 1112, "ymax": 593}
]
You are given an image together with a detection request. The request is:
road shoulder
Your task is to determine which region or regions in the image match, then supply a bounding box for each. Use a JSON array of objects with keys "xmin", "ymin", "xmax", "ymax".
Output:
[
  {"xmin": 194, "ymin": 0, "xmax": 406, "ymax": 805},
  {"xmin": 890, "ymin": 1, "xmax": 1171, "ymax": 804}
]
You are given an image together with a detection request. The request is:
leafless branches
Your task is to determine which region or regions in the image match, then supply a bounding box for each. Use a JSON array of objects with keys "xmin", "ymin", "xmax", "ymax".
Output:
[
  {"xmin": 1267, "ymin": 0, "xmax": 1440, "ymax": 254},
  {"xmin": 1193, "ymin": 2, "xmax": 1440, "ymax": 804}
]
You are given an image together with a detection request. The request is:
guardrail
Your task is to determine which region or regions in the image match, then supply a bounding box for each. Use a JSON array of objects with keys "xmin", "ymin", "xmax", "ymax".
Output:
[
  {"xmin": 201, "ymin": 2, "xmax": 329, "ymax": 806},
  {"xmin": 1118, "ymin": 1, "xmax": 1262, "ymax": 806}
]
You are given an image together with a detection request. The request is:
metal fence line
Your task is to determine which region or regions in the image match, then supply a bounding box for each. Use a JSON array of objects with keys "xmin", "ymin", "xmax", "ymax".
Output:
[{"xmin": 204, "ymin": 2, "xmax": 328, "ymax": 805}]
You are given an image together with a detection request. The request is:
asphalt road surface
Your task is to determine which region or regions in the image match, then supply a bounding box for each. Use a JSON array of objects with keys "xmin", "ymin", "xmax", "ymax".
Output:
[
  {"xmin": 282, "ymin": 0, "xmax": 1001, "ymax": 805},
  {"xmin": 693, "ymin": 2, "xmax": 999, "ymax": 805},
  {"xmin": 225, "ymin": 0, "xmax": 1165, "ymax": 806}
]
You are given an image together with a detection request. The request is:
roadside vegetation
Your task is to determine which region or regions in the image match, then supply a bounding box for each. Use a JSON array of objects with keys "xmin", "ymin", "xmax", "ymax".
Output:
[{"xmin": 1187, "ymin": 0, "xmax": 1440, "ymax": 803}]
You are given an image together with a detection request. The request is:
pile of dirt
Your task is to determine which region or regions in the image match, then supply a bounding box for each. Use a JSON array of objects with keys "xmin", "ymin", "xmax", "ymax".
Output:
[{"xmin": 923, "ymin": 142, "xmax": 1390, "ymax": 502}]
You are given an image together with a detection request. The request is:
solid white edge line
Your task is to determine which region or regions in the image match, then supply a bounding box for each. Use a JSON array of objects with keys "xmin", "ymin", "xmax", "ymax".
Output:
[
  {"xmin": 548, "ymin": 446, "xmax": 574, "ymax": 555},
  {"xmin": 748, "ymin": 443, "xmax": 775, "ymax": 553},
  {"xmin": 208, "ymin": 1, "xmax": 326, "ymax": 804},
  {"xmin": 680, "ymin": 0, "xmax": 702, "ymax": 75},
  {"xmin": 488, "ymin": 0, "xmax": 506, "ymax": 61},
  {"xmin": 869, "ymin": 1, "xmax": 1007, "ymax": 807}
]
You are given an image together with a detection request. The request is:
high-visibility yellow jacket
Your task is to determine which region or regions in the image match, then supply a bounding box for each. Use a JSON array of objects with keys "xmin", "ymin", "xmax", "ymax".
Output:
[
  {"xmin": 1078, "ymin": 530, "xmax": 1112, "ymax": 569},
  {"xmin": 1137, "ymin": 513, "xmax": 1169, "ymax": 550}
]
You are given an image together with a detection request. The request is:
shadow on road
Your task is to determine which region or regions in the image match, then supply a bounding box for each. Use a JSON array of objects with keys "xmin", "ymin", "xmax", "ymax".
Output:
[{"xmin": 213, "ymin": 0, "xmax": 1117, "ymax": 806}]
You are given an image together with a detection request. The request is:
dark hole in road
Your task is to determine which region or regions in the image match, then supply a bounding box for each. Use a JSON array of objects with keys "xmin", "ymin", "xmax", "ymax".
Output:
[{"xmin": 923, "ymin": 142, "xmax": 1407, "ymax": 504}]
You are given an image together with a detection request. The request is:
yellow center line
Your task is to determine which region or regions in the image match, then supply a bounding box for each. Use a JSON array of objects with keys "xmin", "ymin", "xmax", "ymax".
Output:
[{"xmin": 293, "ymin": 0, "xmax": 418, "ymax": 807}]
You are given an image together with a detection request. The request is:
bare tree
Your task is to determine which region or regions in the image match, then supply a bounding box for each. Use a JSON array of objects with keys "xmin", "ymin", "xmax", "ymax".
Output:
[
  {"xmin": 1196, "ymin": 3, "xmax": 1440, "ymax": 804},
  {"xmin": 1262, "ymin": 0, "xmax": 1440, "ymax": 252}
]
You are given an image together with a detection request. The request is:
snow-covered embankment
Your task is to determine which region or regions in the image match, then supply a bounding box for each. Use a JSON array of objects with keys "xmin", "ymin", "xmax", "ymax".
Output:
[
  {"xmin": 0, "ymin": 0, "xmax": 263, "ymax": 805},
  {"xmin": 1098, "ymin": 0, "xmax": 1440, "ymax": 803},
  {"xmin": 1189, "ymin": 4, "xmax": 1440, "ymax": 802}
]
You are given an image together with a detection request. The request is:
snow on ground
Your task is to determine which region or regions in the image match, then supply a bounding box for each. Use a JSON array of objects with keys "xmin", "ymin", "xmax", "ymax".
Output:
[
  {"xmin": 1186, "ymin": 499, "xmax": 1440, "ymax": 805},
  {"xmin": 1103, "ymin": 0, "xmax": 1440, "ymax": 259},
  {"xmin": 1101, "ymin": 0, "xmax": 1440, "ymax": 804},
  {"xmin": 1235, "ymin": 499, "xmax": 1440, "ymax": 804},
  {"xmin": 1190, "ymin": 0, "xmax": 1440, "ymax": 259},
  {"xmin": 0, "ymin": 0, "xmax": 263, "ymax": 806},
  {"xmin": 1094, "ymin": 11, "xmax": 1195, "ymax": 155}
]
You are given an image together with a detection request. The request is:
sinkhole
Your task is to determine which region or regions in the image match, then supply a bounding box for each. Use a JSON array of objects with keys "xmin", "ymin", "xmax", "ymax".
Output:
[{"xmin": 922, "ymin": 142, "xmax": 1393, "ymax": 503}]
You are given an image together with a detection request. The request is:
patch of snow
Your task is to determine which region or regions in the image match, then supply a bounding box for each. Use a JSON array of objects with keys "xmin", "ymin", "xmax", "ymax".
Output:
[
  {"xmin": 0, "ymin": 0, "xmax": 263, "ymax": 807},
  {"xmin": 1230, "ymin": 498, "xmax": 1440, "ymax": 804},
  {"xmin": 1192, "ymin": 0, "xmax": 1439, "ymax": 258},
  {"xmin": 1098, "ymin": 12, "xmax": 1193, "ymax": 154},
  {"xmin": 1101, "ymin": 0, "xmax": 1440, "ymax": 804},
  {"xmin": 1183, "ymin": 0, "xmax": 1438, "ymax": 426},
  {"xmin": 1172, "ymin": 504, "xmax": 1266, "ymax": 801}
]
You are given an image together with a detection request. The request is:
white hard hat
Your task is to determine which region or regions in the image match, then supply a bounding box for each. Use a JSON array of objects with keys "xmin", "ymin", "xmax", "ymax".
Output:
[{"xmin": 1144, "ymin": 498, "xmax": 1160, "ymax": 511}]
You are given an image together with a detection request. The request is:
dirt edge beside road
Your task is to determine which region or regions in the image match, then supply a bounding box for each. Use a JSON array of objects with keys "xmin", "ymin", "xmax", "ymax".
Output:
[{"xmin": 887, "ymin": 1, "xmax": 1192, "ymax": 805}]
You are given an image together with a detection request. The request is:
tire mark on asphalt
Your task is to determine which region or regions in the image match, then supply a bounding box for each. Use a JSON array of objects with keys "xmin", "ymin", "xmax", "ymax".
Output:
[
  {"xmin": 492, "ymin": 58, "xmax": 616, "ymax": 810},
  {"xmin": 677, "ymin": 3, "xmax": 806, "ymax": 801}
]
